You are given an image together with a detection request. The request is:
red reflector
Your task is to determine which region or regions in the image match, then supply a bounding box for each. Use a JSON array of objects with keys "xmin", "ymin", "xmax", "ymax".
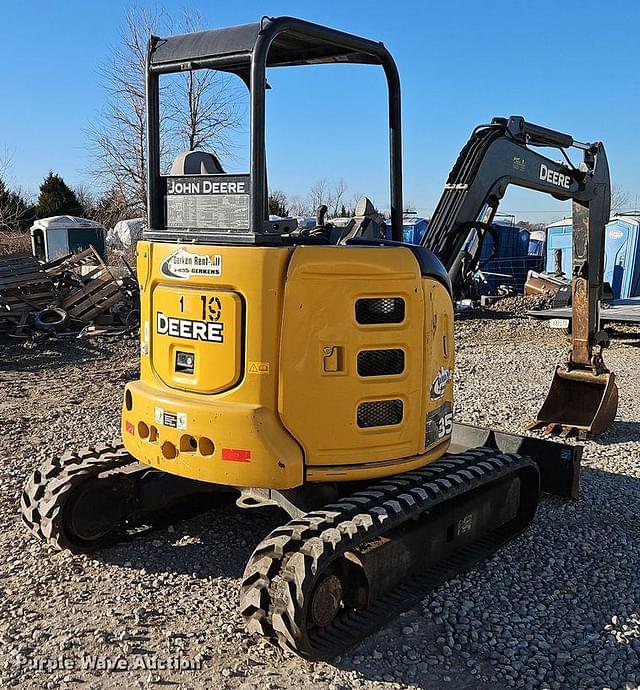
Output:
[
  {"xmin": 221, "ymin": 448, "xmax": 251, "ymax": 462},
  {"xmin": 125, "ymin": 421, "xmax": 135, "ymax": 435}
]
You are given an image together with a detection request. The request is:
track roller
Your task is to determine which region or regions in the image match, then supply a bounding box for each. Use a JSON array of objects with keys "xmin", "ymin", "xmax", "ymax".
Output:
[
  {"xmin": 240, "ymin": 448, "xmax": 540, "ymax": 660},
  {"xmin": 21, "ymin": 439, "xmax": 229, "ymax": 553}
]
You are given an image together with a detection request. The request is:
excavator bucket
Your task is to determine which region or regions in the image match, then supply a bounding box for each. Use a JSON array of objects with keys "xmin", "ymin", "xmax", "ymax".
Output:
[{"xmin": 530, "ymin": 366, "xmax": 618, "ymax": 438}]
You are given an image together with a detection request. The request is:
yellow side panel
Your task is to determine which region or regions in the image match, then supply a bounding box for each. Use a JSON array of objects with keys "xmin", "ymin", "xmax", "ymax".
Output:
[
  {"xmin": 422, "ymin": 280, "xmax": 455, "ymax": 454},
  {"xmin": 279, "ymin": 246, "xmax": 425, "ymax": 466}
]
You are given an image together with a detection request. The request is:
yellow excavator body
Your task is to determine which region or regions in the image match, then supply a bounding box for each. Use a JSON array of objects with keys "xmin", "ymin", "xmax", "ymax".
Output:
[
  {"xmin": 21, "ymin": 16, "xmax": 602, "ymax": 662},
  {"xmin": 121, "ymin": 241, "xmax": 455, "ymax": 488}
]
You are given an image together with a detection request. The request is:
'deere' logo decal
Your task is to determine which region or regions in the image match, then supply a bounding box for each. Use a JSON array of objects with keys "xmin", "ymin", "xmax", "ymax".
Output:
[{"xmin": 430, "ymin": 368, "xmax": 453, "ymax": 400}]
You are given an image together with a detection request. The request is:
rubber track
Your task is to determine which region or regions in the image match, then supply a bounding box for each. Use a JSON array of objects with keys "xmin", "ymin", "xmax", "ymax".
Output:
[
  {"xmin": 20, "ymin": 440, "xmax": 144, "ymax": 552},
  {"xmin": 240, "ymin": 448, "xmax": 539, "ymax": 660}
]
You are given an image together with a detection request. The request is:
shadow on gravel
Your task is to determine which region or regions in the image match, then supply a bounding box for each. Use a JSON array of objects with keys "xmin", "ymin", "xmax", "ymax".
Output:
[
  {"xmin": 94, "ymin": 503, "xmax": 284, "ymax": 579},
  {"xmin": 330, "ymin": 465, "xmax": 640, "ymax": 689},
  {"xmin": 593, "ymin": 420, "xmax": 640, "ymax": 445},
  {"xmin": 606, "ymin": 328, "xmax": 640, "ymax": 345},
  {"xmin": 0, "ymin": 337, "xmax": 138, "ymax": 373},
  {"xmin": 87, "ymin": 464, "xmax": 640, "ymax": 690}
]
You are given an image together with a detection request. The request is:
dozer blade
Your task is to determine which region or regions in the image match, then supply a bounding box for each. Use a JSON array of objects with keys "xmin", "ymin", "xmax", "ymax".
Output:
[{"xmin": 529, "ymin": 366, "xmax": 618, "ymax": 438}]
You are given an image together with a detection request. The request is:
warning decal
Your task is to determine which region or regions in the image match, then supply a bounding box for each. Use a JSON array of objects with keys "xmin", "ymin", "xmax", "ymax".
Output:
[
  {"xmin": 248, "ymin": 361, "xmax": 270, "ymax": 375},
  {"xmin": 154, "ymin": 406, "xmax": 187, "ymax": 430}
]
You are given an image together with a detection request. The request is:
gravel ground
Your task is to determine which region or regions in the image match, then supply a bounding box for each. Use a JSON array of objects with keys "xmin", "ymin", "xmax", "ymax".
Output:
[{"xmin": 1, "ymin": 316, "xmax": 639, "ymax": 690}]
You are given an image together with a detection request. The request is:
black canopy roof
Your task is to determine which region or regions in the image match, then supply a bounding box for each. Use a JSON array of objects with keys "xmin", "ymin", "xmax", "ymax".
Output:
[
  {"xmin": 149, "ymin": 16, "xmax": 388, "ymax": 76},
  {"xmin": 145, "ymin": 16, "xmax": 403, "ymax": 242}
]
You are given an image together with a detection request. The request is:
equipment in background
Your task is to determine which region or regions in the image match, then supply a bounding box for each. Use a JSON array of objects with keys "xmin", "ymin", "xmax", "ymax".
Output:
[
  {"xmin": 462, "ymin": 220, "xmax": 545, "ymax": 296},
  {"xmin": 421, "ymin": 115, "xmax": 618, "ymax": 438},
  {"xmin": 524, "ymin": 270, "xmax": 569, "ymax": 298},
  {"xmin": 546, "ymin": 215, "xmax": 640, "ymax": 300},
  {"xmin": 30, "ymin": 216, "xmax": 106, "ymax": 262},
  {"xmin": 21, "ymin": 16, "xmax": 617, "ymax": 663}
]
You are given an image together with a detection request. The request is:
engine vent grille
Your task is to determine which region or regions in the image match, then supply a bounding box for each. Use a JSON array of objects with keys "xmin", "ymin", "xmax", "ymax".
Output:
[
  {"xmin": 355, "ymin": 298, "xmax": 405, "ymax": 324},
  {"xmin": 357, "ymin": 349, "xmax": 405, "ymax": 377},
  {"xmin": 357, "ymin": 399, "xmax": 404, "ymax": 428}
]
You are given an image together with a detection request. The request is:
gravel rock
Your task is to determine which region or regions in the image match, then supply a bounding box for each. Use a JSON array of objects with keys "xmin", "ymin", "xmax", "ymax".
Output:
[
  {"xmin": 2, "ymin": 317, "xmax": 640, "ymax": 689},
  {"xmin": 486, "ymin": 293, "xmax": 554, "ymax": 315}
]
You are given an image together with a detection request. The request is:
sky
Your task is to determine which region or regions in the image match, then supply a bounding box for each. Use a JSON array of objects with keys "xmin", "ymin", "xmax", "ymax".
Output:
[{"xmin": 1, "ymin": 0, "xmax": 639, "ymax": 222}]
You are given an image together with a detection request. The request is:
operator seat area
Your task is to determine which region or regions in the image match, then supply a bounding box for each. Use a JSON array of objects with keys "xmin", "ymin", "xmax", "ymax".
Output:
[{"xmin": 171, "ymin": 150, "xmax": 226, "ymax": 175}]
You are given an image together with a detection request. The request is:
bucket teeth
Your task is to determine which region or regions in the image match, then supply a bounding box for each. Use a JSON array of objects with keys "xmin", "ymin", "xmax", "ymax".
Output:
[{"xmin": 532, "ymin": 366, "xmax": 618, "ymax": 439}]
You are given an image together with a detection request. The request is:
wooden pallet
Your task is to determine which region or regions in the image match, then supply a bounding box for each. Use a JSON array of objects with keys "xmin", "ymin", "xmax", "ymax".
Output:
[
  {"xmin": 56, "ymin": 247, "xmax": 124, "ymax": 323},
  {"xmin": 0, "ymin": 253, "xmax": 56, "ymax": 334},
  {"xmin": 45, "ymin": 247, "xmax": 101, "ymax": 277}
]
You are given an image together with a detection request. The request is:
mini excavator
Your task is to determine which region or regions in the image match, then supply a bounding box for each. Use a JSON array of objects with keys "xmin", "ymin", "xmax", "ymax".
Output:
[{"xmin": 21, "ymin": 17, "xmax": 618, "ymax": 660}]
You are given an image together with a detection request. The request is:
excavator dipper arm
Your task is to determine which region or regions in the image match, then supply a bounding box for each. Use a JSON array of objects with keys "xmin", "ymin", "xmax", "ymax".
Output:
[{"xmin": 422, "ymin": 116, "xmax": 617, "ymax": 437}]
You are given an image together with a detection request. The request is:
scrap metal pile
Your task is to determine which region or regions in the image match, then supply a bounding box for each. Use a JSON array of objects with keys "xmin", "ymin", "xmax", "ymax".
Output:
[{"xmin": 0, "ymin": 246, "xmax": 139, "ymax": 340}]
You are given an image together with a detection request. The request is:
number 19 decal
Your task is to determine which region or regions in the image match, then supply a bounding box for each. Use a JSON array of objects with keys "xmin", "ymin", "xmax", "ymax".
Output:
[
  {"xmin": 178, "ymin": 294, "xmax": 222, "ymax": 321},
  {"xmin": 200, "ymin": 295, "xmax": 221, "ymax": 322}
]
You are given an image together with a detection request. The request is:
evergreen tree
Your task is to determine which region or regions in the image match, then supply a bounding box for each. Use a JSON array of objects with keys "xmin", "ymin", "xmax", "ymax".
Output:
[
  {"xmin": 36, "ymin": 172, "xmax": 83, "ymax": 218},
  {"xmin": 0, "ymin": 176, "xmax": 34, "ymax": 231},
  {"xmin": 268, "ymin": 190, "xmax": 288, "ymax": 217}
]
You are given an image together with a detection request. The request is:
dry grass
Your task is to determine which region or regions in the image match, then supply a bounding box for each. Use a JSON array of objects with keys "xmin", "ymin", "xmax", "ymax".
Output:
[
  {"xmin": 106, "ymin": 244, "xmax": 137, "ymax": 270},
  {"xmin": 0, "ymin": 230, "xmax": 31, "ymax": 256}
]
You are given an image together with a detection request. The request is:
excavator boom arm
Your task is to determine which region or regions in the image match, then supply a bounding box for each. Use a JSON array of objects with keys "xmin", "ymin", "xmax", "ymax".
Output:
[{"xmin": 422, "ymin": 115, "xmax": 611, "ymax": 370}]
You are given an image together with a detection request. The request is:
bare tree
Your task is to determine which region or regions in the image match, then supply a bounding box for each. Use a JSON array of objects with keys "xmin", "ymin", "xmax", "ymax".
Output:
[
  {"xmin": 74, "ymin": 184, "xmax": 97, "ymax": 218},
  {"xmin": 308, "ymin": 178, "xmax": 330, "ymax": 213},
  {"xmin": 0, "ymin": 184, "xmax": 31, "ymax": 232},
  {"xmin": 0, "ymin": 146, "xmax": 11, "ymax": 179},
  {"xmin": 288, "ymin": 195, "xmax": 310, "ymax": 217},
  {"xmin": 611, "ymin": 184, "xmax": 631, "ymax": 215},
  {"xmin": 92, "ymin": 187, "xmax": 132, "ymax": 229},
  {"xmin": 167, "ymin": 11, "xmax": 243, "ymax": 156},
  {"xmin": 87, "ymin": 8, "xmax": 156, "ymax": 217},
  {"xmin": 0, "ymin": 149, "xmax": 34, "ymax": 232},
  {"xmin": 330, "ymin": 178, "xmax": 347, "ymax": 216},
  {"xmin": 307, "ymin": 178, "xmax": 349, "ymax": 217},
  {"xmin": 268, "ymin": 190, "xmax": 288, "ymax": 217},
  {"xmin": 87, "ymin": 6, "xmax": 242, "ymax": 219}
]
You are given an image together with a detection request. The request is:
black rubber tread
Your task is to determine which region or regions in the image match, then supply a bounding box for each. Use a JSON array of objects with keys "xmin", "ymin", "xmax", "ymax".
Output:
[
  {"xmin": 20, "ymin": 440, "xmax": 143, "ymax": 552},
  {"xmin": 240, "ymin": 449, "xmax": 539, "ymax": 660}
]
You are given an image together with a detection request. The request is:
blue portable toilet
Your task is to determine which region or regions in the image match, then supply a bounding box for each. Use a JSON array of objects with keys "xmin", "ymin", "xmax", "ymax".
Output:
[
  {"xmin": 544, "ymin": 218, "xmax": 573, "ymax": 277},
  {"xmin": 545, "ymin": 215, "xmax": 640, "ymax": 298},
  {"xmin": 603, "ymin": 215, "xmax": 640, "ymax": 298}
]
